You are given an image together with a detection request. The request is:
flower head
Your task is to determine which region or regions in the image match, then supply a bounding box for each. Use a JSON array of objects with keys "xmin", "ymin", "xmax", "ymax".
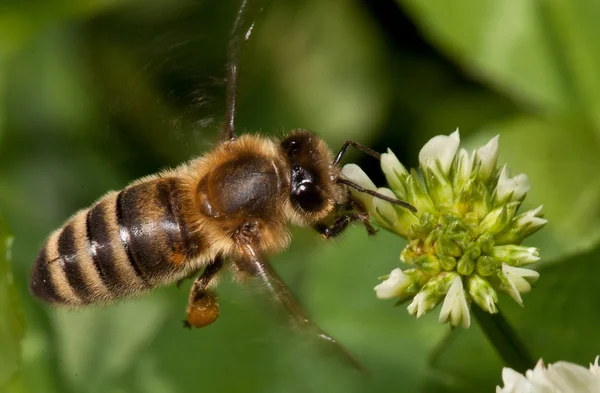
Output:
[
  {"xmin": 497, "ymin": 357, "xmax": 600, "ymax": 393},
  {"xmin": 342, "ymin": 130, "xmax": 546, "ymax": 328}
]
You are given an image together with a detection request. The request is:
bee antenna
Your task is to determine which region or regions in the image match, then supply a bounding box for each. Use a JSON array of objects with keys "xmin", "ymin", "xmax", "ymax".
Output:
[{"xmin": 337, "ymin": 178, "xmax": 417, "ymax": 213}]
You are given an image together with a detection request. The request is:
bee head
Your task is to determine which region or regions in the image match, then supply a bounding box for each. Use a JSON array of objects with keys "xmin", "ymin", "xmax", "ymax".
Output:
[{"xmin": 280, "ymin": 130, "xmax": 347, "ymax": 223}]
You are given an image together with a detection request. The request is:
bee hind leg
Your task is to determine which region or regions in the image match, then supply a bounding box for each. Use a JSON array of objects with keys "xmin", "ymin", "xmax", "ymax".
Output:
[{"xmin": 183, "ymin": 256, "xmax": 224, "ymax": 329}]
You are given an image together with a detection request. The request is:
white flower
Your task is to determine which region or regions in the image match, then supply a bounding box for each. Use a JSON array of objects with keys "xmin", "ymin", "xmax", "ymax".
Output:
[
  {"xmin": 407, "ymin": 291, "xmax": 437, "ymax": 318},
  {"xmin": 363, "ymin": 129, "xmax": 545, "ymax": 326},
  {"xmin": 495, "ymin": 165, "xmax": 530, "ymax": 205},
  {"xmin": 381, "ymin": 149, "xmax": 408, "ymax": 198},
  {"xmin": 474, "ymin": 135, "xmax": 499, "ymax": 183},
  {"xmin": 497, "ymin": 358, "xmax": 600, "ymax": 393},
  {"xmin": 341, "ymin": 164, "xmax": 376, "ymax": 209},
  {"xmin": 499, "ymin": 263, "xmax": 540, "ymax": 306},
  {"xmin": 374, "ymin": 268, "xmax": 410, "ymax": 299},
  {"xmin": 439, "ymin": 276, "xmax": 470, "ymax": 328},
  {"xmin": 418, "ymin": 129, "xmax": 460, "ymax": 177}
]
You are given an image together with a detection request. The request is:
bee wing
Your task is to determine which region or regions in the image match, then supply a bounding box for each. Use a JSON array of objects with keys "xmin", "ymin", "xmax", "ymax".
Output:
[{"xmin": 236, "ymin": 243, "xmax": 363, "ymax": 371}]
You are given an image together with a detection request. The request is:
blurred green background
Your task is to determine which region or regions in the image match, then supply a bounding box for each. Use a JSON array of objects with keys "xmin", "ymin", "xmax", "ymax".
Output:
[{"xmin": 1, "ymin": 0, "xmax": 600, "ymax": 392}]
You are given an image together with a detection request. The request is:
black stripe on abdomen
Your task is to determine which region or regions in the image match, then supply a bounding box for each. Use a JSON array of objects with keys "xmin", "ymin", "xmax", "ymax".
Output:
[
  {"xmin": 116, "ymin": 184, "xmax": 175, "ymax": 284},
  {"xmin": 30, "ymin": 247, "xmax": 66, "ymax": 304},
  {"xmin": 86, "ymin": 202, "xmax": 130, "ymax": 293},
  {"xmin": 156, "ymin": 178, "xmax": 203, "ymax": 259},
  {"xmin": 57, "ymin": 223, "xmax": 94, "ymax": 303}
]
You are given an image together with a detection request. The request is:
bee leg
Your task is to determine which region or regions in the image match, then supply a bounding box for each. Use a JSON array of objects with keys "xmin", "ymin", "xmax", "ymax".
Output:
[
  {"xmin": 176, "ymin": 268, "xmax": 202, "ymax": 288},
  {"xmin": 314, "ymin": 212, "xmax": 376, "ymax": 239},
  {"xmin": 235, "ymin": 243, "xmax": 363, "ymax": 371},
  {"xmin": 184, "ymin": 256, "xmax": 224, "ymax": 329},
  {"xmin": 332, "ymin": 140, "xmax": 381, "ymax": 165}
]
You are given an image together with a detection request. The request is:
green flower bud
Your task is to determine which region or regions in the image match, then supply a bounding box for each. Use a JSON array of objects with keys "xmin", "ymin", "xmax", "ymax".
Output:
[
  {"xmin": 413, "ymin": 254, "xmax": 441, "ymax": 275},
  {"xmin": 422, "ymin": 166, "xmax": 454, "ymax": 208},
  {"xmin": 489, "ymin": 245, "xmax": 540, "ymax": 266},
  {"xmin": 439, "ymin": 254, "xmax": 457, "ymax": 271},
  {"xmin": 457, "ymin": 254, "xmax": 475, "ymax": 275},
  {"xmin": 435, "ymin": 234, "xmax": 462, "ymax": 257},
  {"xmin": 475, "ymin": 256, "xmax": 499, "ymax": 276},
  {"xmin": 405, "ymin": 169, "xmax": 435, "ymax": 213},
  {"xmin": 467, "ymin": 274, "xmax": 498, "ymax": 314},
  {"xmin": 479, "ymin": 202, "xmax": 519, "ymax": 236},
  {"xmin": 470, "ymin": 182, "xmax": 492, "ymax": 220},
  {"xmin": 476, "ymin": 233, "xmax": 495, "ymax": 253}
]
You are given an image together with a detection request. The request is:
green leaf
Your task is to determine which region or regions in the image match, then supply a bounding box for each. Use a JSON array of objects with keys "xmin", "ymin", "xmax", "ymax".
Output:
[
  {"xmin": 398, "ymin": 0, "xmax": 600, "ymax": 129},
  {"xmin": 0, "ymin": 213, "xmax": 26, "ymax": 392}
]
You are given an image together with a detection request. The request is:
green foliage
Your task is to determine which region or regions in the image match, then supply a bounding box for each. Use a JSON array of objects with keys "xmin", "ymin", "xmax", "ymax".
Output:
[
  {"xmin": 1, "ymin": 0, "xmax": 599, "ymax": 392},
  {"xmin": 0, "ymin": 215, "xmax": 25, "ymax": 392}
]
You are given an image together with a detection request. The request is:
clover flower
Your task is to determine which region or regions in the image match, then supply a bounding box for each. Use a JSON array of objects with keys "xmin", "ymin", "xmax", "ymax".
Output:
[
  {"xmin": 342, "ymin": 130, "xmax": 547, "ymax": 328},
  {"xmin": 497, "ymin": 357, "xmax": 600, "ymax": 393}
]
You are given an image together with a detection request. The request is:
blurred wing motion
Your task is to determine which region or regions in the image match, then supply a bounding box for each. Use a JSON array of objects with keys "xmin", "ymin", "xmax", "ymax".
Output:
[{"xmin": 236, "ymin": 243, "xmax": 363, "ymax": 371}]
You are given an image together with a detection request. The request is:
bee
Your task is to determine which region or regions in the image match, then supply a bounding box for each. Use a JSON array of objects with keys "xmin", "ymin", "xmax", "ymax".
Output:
[{"xmin": 29, "ymin": 0, "xmax": 415, "ymax": 366}]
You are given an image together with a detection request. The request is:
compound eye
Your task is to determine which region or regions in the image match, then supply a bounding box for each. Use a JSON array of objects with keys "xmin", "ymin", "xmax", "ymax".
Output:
[{"xmin": 292, "ymin": 183, "xmax": 324, "ymax": 212}]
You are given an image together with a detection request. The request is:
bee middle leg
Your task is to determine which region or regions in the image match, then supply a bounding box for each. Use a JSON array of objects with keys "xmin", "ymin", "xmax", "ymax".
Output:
[
  {"xmin": 184, "ymin": 256, "xmax": 224, "ymax": 329},
  {"xmin": 314, "ymin": 202, "xmax": 376, "ymax": 239}
]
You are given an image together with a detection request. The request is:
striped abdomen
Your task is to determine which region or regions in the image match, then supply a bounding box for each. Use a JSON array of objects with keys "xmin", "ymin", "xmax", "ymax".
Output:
[{"xmin": 30, "ymin": 177, "xmax": 206, "ymax": 306}]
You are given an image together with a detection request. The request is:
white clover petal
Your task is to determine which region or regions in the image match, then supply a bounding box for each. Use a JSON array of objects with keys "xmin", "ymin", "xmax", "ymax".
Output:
[
  {"xmin": 381, "ymin": 149, "xmax": 408, "ymax": 196},
  {"xmin": 474, "ymin": 135, "xmax": 499, "ymax": 183},
  {"xmin": 341, "ymin": 164, "xmax": 376, "ymax": 190},
  {"xmin": 590, "ymin": 356, "xmax": 600, "ymax": 376},
  {"xmin": 495, "ymin": 165, "xmax": 531, "ymax": 203},
  {"xmin": 375, "ymin": 268, "xmax": 411, "ymax": 299},
  {"xmin": 342, "ymin": 164, "xmax": 376, "ymax": 208},
  {"xmin": 546, "ymin": 361, "xmax": 600, "ymax": 393},
  {"xmin": 439, "ymin": 276, "xmax": 470, "ymax": 328},
  {"xmin": 501, "ymin": 263, "xmax": 539, "ymax": 305},
  {"xmin": 454, "ymin": 148, "xmax": 472, "ymax": 187},
  {"xmin": 514, "ymin": 205, "xmax": 548, "ymax": 231},
  {"xmin": 407, "ymin": 292, "xmax": 435, "ymax": 318},
  {"xmin": 498, "ymin": 358, "xmax": 600, "ymax": 393},
  {"xmin": 497, "ymin": 367, "xmax": 535, "ymax": 393},
  {"xmin": 418, "ymin": 129, "xmax": 460, "ymax": 176}
]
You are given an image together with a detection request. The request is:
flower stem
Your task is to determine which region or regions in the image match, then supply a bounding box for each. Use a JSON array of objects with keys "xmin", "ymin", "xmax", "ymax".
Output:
[{"xmin": 473, "ymin": 305, "xmax": 535, "ymax": 373}]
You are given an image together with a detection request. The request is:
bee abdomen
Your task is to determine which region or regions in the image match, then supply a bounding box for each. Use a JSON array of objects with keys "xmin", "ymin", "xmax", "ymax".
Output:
[{"xmin": 31, "ymin": 177, "xmax": 206, "ymax": 306}]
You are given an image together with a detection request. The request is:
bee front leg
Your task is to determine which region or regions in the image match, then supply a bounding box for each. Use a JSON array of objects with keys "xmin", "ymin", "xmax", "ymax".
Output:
[{"xmin": 184, "ymin": 256, "xmax": 224, "ymax": 329}]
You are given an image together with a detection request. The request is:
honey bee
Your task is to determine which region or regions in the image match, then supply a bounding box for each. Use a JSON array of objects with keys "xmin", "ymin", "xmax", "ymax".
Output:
[{"xmin": 29, "ymin": 0, "xmax": 415, "ymax": 366}]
